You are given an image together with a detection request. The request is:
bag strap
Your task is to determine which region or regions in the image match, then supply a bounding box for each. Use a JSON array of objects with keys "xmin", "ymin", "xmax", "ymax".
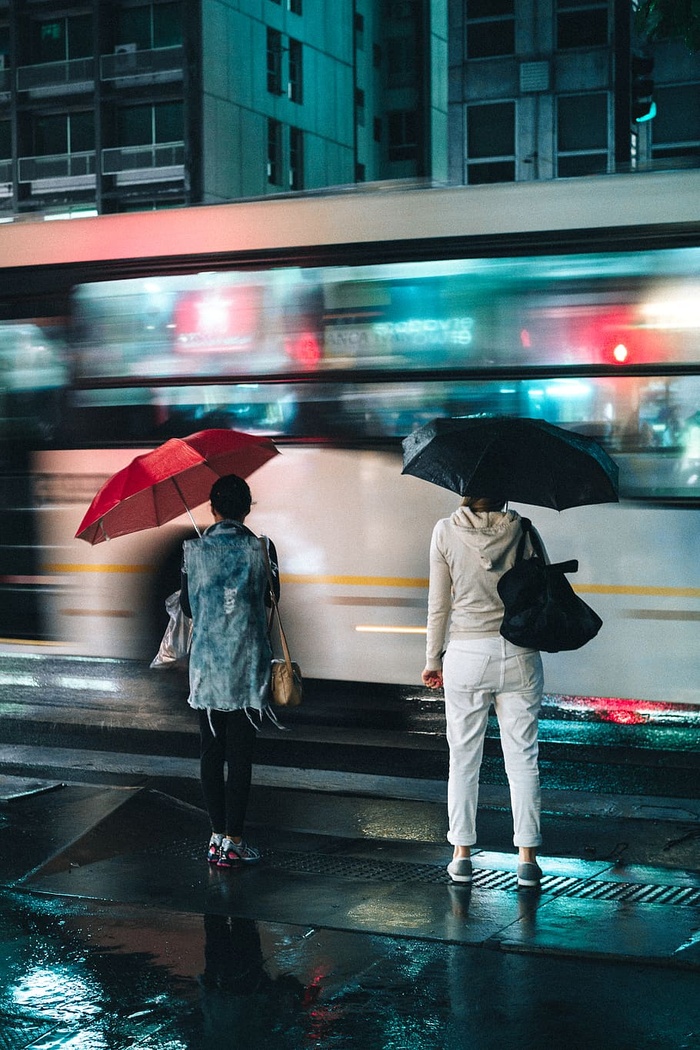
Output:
[
  {"xmin": 259, "ymin": 538, "xmax": 293, "ymax": 672},
  {"xmin": 515, "ymin": 517, "xmax": 548, "ymax": 563},
  {"xmin": 517, "ymin": 520, "xmax": 579, "ymax": 574},
  {"xmin": 514, "ymin": 517, "xmax": 532, "ymax": 562}
]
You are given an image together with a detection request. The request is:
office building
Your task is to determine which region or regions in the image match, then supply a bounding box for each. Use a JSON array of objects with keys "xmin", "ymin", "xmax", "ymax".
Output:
[
  {"xmin": 0, "ymin": 0, "xmax": 447, "ymax": 216},
  {"xmin": 449, "ymin": 0, "xmax": 700, "ymax": 183}
]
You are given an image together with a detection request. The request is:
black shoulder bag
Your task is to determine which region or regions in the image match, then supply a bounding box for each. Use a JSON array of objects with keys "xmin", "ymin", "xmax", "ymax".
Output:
[{"xmin": 497, "ymin": 519, "xmax": 603, "ymax": 653}]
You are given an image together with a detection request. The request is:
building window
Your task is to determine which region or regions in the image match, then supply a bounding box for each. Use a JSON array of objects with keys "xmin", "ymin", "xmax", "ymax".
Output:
[
  {"xmin": 115, "ymin": 3, "xmax": 182, "ymax": 50},
  {"xmin": 34, "ymin": 14, "xmax": 92, "ymax": 62},
  {"xmin": 652, "ymin": 84, "xmax": 700, "ymax": 164},
  {"xmin": 374, "ymin": 117, "xmax": 382, "ymax": 142},
  {"xmin": 117, "ymin": 101, "xmax": 183, "ymax": 146},
  {"xmin": 557, "ymin": 93, "xmax": 608, "ymax": 175},
  {"xmin": 0, "ymin": 25, "xmax": 9, "ymax": 66},
  {"xmin": 387, "ymin": 35, "xmax": 418, "ymax": 87},
  {"xmin": 289, "ymin": 0, "xmax": 302, "ymax": 12},
  {"xmin": 466, "ymin": 0, "xmax": 515, "ymax": 60},
  {"xmin": 267, "ymin": 118, "xmax": 282, "ymax": 184},
  {"xmin": 0, "ymin": 120, "xmax": 10, "ymax": 158},
  {"xmin": 355, "ymin": 87, "xmax": 366, "ymax": 127},
  {"xmin": 466, "ymin": 101, "xmax": 515, "ymax": 183},
  {"xmin": 388, "ymin": 109, "xmax": 417, "ymax": 161},
  {"xmin": 34, "ymin": 111, "xmax": 94, "ymax": 155},
  {"xmin": 153, "ymin": 3, "xmax": 182, "ymax": 47},
  {"xmin": 384, "ymin": 1, "xmax": 417, "ymax": 19},
  {"xmin": 267, "ymin": 27, "xmax": 283, "ymax": 95},
  {"xmin": 288, "ymin": 38, "xmax": 303, "ymax": 102},
  {"xmin": 557, "ymin": 0, "xmax": 608, "ymax": 50},
  {"xmin": 290, "ymin": 126, "xmax": 303, "ymax": 189},
  {"xmin": 355, "ymin": 12, "xmax": 365, "ymax": 49}
]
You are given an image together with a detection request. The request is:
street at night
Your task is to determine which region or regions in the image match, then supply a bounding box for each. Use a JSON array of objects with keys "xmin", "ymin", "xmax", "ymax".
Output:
[{"xmin": 0, "ymin": 656, "xmax": 698, "ymax": 1048}]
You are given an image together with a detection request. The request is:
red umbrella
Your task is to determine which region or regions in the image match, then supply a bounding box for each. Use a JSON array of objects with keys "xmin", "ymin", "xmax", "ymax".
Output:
[{"xmin": 75, "ymin": 428, "xmax": 279, "ymax": 544}]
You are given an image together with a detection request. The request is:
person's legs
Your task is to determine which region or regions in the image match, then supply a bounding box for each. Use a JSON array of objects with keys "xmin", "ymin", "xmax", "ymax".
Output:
[
  {"xmin": 199, "ymin": 709, "xmax": 227, "ymax": 834},
  {"xmin": 493, "ymin": 641, "xmax": 544, "ymax": 866},
  {"xmin": 442, "ymin": 642, "xmax": 495, "ymax": 859},
  {"xmin": 222, "ymin": 709, "xmax": 257, "ymax": 840}
]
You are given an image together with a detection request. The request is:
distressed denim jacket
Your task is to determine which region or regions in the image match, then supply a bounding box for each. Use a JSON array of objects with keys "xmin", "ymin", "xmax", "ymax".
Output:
[{"xmin": 182, "ymin": 521, "xmax": 273, "ymax": 713}]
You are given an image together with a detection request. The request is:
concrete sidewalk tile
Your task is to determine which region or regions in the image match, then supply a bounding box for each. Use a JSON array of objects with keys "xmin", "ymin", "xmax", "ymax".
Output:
[
  {"xmin": 472, "ymin": 850, "xmax": 615, "ymax": 880},
  {"xmin": 494, "ymin": 894, "xmax": 700, "ymax": 966}
]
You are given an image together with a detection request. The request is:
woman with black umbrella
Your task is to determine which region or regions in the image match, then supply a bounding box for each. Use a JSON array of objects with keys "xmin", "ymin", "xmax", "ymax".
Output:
[{"xmin": 421, "ymin": 494, "xmax": 546, "ymax": 889}]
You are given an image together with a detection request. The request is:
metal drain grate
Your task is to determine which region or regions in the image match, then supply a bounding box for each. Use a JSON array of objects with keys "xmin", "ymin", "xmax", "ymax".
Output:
[
  {"xmin": 561, "ymin": 880, "xmax": 700, "ymax": 906},
  {"xmin": 265, "ymin": 850, "xmax": 700, "ymax": 907},
  {"xmin": 266, "ymin": 851, "xmax": 447, "ymax": 884}
]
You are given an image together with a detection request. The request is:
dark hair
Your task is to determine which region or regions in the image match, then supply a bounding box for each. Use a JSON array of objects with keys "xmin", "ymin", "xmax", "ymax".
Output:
[
  {"xmin": 461, "ymin": 495, "xmax": 506, "ymax": 512},
  {"xmin": 210, "ymin": 474, "xmax": 252, "ymax": 520}
]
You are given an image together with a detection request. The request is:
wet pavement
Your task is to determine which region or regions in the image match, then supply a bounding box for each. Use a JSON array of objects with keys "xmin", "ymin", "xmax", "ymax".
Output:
[
  {"xmin": 1, "ymin": 656, "xmax": 700, "ymax": 1047},
  {"xmin": 1, "ymin": 653, "xmax": 699, "ymax": 802},
  {"xmin": 1, "ymin": 775, "xmax": 700, "ymax": 1049}
]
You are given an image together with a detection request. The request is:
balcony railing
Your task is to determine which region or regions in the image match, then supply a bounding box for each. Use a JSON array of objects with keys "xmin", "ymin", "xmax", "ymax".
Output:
[
  {"xmin": 12, "ymin": 46, "xmax": 183, "ymax": 93},
  {"xmin": 100, "ymin": 45, "xmax": 184, "ymax": 82},
  {"xmin": 101, "ymin": 141, "xmax": 184, "ymax": 175},
  {"xmin": 17, "ymin": 57, "xmax": 93, "ymax": 92},
  {"xmin": 18, "ymin": 151, "xmax": 96, "ymax": 183}
]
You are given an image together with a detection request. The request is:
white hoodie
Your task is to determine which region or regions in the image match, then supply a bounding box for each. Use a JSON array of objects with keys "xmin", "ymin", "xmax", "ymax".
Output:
[{"xmin": 425, "ymin": 507, "xmax": 541, "ymax": 666}]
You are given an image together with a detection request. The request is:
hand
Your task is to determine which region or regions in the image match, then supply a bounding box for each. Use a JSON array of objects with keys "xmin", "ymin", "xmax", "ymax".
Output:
[{"xmin": 422, "ymin": 667, "xmax": 443, "ymax": 690}]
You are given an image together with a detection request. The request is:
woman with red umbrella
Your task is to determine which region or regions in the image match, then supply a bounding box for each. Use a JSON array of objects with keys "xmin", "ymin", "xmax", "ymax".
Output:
[
  {"xmin": 75, "ymin": 429, "xmax": 281, "ymax": 866},
  {"xmin": 180, "ymin": 473, "xmax": 279, "ymax": 867}
]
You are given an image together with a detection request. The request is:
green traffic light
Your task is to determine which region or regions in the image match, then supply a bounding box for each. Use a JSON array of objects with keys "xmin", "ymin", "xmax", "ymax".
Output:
[{"xmin": 636, "ymin": 101, "xmax": 657, "ymax": 122}]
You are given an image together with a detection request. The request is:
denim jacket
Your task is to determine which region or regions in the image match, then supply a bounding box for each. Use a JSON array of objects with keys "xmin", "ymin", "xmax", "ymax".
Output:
[{"xmin": 182, "ymin": 520, "xmax": 275, "ymax": 713}]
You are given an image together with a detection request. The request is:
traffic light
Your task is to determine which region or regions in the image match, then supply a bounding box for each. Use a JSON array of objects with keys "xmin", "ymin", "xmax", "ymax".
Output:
[{"xmin": 631, "ymin": 52, "xmax": 656, "ymax": 123}]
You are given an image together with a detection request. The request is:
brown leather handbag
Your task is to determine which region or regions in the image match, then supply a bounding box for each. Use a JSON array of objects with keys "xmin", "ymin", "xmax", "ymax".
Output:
[{"xmin": 260, "ymin": 538, "xmax": 302, "ymax": 707}]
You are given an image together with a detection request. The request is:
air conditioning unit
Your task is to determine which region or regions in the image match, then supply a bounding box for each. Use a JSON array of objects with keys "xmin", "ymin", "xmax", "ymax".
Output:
[{"xmin": 113, "ymin": 42, "xmax": 137, "ymax": 75}]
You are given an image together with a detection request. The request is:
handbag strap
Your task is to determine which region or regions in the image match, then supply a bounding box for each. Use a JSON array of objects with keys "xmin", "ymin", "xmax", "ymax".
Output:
[
  {"xmin": 516, "ymin": 520, "xmax": 578, "ymax": 574},
  {"xmin": 514, "ymin": 517, "xmax": 532, "ymax": 562},
  {"xmin": 259, "ymin": 538, "xmax": 293, "ymax": 672},
  {"xmin": 515, "ymin": 517, "xmax": 546, "ymax": 562}
]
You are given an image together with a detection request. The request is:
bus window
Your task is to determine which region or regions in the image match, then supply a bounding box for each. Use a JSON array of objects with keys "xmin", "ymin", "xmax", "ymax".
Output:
[
  {"xmin": 0, "ymin": 324, "xmax": 67, "ymax": 444},
  {"xmin": 73, "ymin": 269, "xmax": 324, "ymax": 381}
]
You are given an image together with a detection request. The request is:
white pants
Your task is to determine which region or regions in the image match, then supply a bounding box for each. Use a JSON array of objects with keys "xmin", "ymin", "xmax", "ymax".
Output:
[{"xmin": 443, "ymin": 637, "xmax": 544, "ymax": 849}]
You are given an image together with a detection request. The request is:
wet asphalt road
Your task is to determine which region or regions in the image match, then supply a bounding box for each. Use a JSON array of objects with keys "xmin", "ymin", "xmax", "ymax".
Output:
[
  {"xmin": 0, "ymin": 775, "xmax": 699, "ymax": 1050},
  {"xmin": 2, "ymin": 889, "xmax": 700, "ymax": 1050},
  {"xmin": 0, "ymin": 655, "xmax": 699, "ymax": 1048}
]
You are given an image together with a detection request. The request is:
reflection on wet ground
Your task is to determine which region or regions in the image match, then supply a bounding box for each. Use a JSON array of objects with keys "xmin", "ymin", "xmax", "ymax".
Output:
[
  {"xmin": 2, "ymin": 892, "xmax": 700, "ymax": 1050},
  {"xmin": 1, "ymin": 779, "xmax": 700, "ymax": 1049},
  {"xmin": 0, "ymin": 893, "xmax": 313, "ymax": 1049}
]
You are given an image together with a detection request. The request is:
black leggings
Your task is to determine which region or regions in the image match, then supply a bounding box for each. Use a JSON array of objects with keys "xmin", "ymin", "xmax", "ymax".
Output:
[{"xmin": 199, "ymin": 709, "xmax": 257, "ymax": 837}]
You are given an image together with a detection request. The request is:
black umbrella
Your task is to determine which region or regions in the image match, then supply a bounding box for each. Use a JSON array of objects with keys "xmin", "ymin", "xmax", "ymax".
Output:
[{"xmin": 401, "ymin": 416, "xmax": 619, "ymax": 510}]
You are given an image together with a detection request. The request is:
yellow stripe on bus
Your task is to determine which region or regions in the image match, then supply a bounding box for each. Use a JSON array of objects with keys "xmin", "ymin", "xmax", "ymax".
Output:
[
  {"xmin": 45, "ymin": 564, "xmax": 155, "ymax": 574},
  {"xmin": 282, "ymin": 575, "xmax": 700, "ymax": 598},
  {"xmin": 43, "ymin": 565, "xmax": 700, "ymax": 599},
  {"xmin": 574, "ymin": 584, "xmax": 700, "ymax": 598},
  {"xmin": 280, "ymin": 574, "xmax": 428, "ymax": 587}
]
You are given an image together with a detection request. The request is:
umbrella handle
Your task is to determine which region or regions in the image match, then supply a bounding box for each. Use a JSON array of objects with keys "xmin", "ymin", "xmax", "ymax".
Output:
[{"xmin": 172, "ymin": 477, "xmax": 202, "ymax": 538}]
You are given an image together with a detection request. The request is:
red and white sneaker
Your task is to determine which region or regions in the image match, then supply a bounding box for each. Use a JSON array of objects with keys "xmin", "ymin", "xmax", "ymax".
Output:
[
  {"xmin": 217, "ymin": 838, "xmax": 262, "ymax": 867},
  {"xmin": 207, "ymin": 835, "xmax": 223, "ymax": 864}
]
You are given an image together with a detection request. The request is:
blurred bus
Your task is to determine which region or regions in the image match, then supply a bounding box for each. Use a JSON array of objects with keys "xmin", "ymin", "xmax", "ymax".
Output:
[{"xmin": 0, "ymin": 171, "xmax": 698, "ymax": 708}]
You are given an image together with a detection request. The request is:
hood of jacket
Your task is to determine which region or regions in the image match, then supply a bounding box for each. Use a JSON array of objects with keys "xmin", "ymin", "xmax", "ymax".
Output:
[{"xmin": 448, "ymin": 507, "xmax": 522, "ymax": 570}]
